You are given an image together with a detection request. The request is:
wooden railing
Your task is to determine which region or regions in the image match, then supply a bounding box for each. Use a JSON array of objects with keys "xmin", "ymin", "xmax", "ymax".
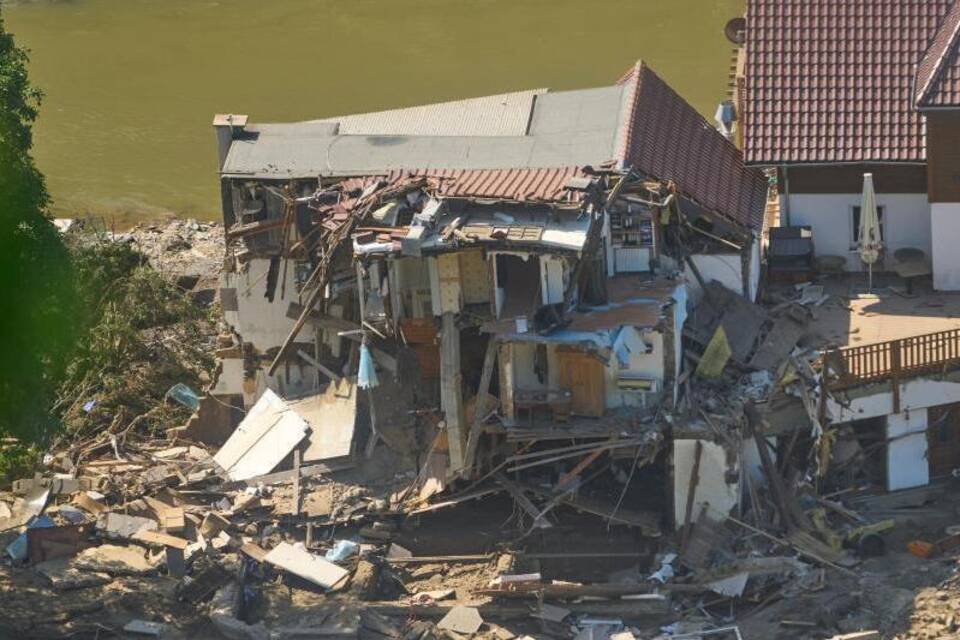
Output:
[{"xmin": 825, "ymin": 327, "xmax": 960, "ymax": 390}]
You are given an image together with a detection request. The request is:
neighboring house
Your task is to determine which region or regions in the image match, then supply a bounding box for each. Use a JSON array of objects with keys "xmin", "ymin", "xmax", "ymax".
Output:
[{"xmin": 740, "ymin": 0, "xmax": 960, "ymax": 290}]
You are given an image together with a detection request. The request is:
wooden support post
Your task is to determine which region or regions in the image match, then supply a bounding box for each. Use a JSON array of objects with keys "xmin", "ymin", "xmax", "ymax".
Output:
[
  {"xmin": 441, "ymin": 312, "xmax": 466, "ymax": 471},
  {"xmin": 292, "ymin": 449, "xmax": 301, "ymax": 517},
  {"xmin": 365, "ymin": 391, "xmax": 380, "ymax": 459},
  {"xmin": 678, "ymin": 440, "xmax": 703, "ymax": 557},
  {"xmin": 744, "ymin": 401, "xmax": 811, "ymax": 532},
  {"xmin": 463, "ymin": 338, "xmax": 498, "ymax": 475},
  {"xmin": 891, "ymin": 340, "xmax": 902, "ymax": 414}
]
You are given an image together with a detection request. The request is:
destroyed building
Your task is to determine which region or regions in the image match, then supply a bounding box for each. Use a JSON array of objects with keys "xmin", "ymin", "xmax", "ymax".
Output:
[
  {"xmin": 207, "ymin": 60, "xmax": 768, "ymax": 519},
  {"xmin": 11, "ymin": 37, "xmax": 960, "ymax": 640}
]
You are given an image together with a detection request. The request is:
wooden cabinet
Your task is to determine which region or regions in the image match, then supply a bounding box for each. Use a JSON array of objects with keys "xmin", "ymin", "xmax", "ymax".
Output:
[{"xmin": 557, "ymin": 348, "xmax": 605, "ymax": 417}]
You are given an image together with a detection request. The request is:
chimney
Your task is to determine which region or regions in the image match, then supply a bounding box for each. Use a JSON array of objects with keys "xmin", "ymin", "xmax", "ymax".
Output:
[{"xmin": 212, "ymin": 114, "xmax": 249, "ymax": 171}]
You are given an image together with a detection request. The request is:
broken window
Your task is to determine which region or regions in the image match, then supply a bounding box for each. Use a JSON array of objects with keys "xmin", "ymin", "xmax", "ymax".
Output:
[{"xmin": 495, "ymin": 254, "xmax": 541, "ymax": 319}]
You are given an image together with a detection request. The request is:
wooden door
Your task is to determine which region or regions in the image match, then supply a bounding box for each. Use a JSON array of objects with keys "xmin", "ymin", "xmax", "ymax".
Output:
[
  {"xmin": 557, "ymin": 348, "xmax": 605, "ymax": 417},
  {"xmin": 927, "ymin": 404, "xmax": 960, "ymax": 479}
]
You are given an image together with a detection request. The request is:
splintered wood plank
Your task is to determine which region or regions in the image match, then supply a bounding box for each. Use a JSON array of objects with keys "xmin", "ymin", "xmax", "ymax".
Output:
[{"xmin": 263, "ymin": 542, "xmax": 349, "ymax": 589}]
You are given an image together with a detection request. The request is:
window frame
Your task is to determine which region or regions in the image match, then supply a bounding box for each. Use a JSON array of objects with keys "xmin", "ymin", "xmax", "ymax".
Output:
[{"xmin": 850, "ymin": 204, "xmax": 885, "ymax": 251}]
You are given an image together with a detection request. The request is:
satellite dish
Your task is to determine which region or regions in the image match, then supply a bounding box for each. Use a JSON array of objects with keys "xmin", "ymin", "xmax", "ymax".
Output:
[{"xmin": 725, "ymin": 17, "xmax": 746, "ymax": 45}]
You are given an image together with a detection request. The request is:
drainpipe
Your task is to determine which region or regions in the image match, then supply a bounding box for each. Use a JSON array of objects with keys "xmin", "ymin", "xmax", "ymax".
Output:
[{"xmin": 781, "ymin": 165, "xmax": 791, "ymax": 227}]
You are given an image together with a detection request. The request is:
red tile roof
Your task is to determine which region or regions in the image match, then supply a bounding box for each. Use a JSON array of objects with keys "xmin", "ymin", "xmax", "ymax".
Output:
[
  {"xmin": 916, "ymin": 1, "xmax": 960, "ymax": 108},
  {"xmin": 618, "ymin": 61, "xmax": 769, "ymax": 231},
  {"xmin": 340, "ymin": 168, "xmax": 588, "ymax": 204},
  {"xmin": 744, "ymin": 0, "xmax": 954, "ymax": 164},
  {"xmin": 392, "ymin": 167, "xmax": 587, "ymax": 204}
]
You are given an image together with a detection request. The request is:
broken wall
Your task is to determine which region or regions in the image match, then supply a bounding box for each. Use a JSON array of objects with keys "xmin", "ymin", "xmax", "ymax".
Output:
[
  {"xmin": 673, "ymin": 439, "xmax": 739, "ymax": 529},
  {"xmin": 684, "ymin": 254, "xmax": 746, "ymax": 305},
  {"xmin": 222, "ymin": 257, "xmax": 302, "ymax": 352}
]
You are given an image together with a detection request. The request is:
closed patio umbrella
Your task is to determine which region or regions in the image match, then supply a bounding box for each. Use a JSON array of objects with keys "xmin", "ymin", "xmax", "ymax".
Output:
[{"xmin": 859, "ymin": 173, "xmax": 882, "ymax": 291}]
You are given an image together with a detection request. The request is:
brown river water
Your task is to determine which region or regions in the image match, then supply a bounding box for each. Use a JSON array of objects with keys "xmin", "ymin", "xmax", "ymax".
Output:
[{"xmin": 5, "ymin": 0, "xmax": 744, "ymax": 222}]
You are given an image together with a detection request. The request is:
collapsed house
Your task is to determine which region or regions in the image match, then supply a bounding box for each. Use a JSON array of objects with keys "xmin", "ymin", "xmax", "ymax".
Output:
[
  {"xmin": 11, "ymin": 45, "xmax": 960, "ymax": 640},
  {"xmin": 205, "ymin": 59, "xmax": 769, "ymax": 526}
]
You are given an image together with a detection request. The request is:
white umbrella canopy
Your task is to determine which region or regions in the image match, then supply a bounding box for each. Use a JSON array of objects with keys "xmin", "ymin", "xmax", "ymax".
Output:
[{"xmin": 859, "ymin": 173, "xmax": 882, "ymax": 290}]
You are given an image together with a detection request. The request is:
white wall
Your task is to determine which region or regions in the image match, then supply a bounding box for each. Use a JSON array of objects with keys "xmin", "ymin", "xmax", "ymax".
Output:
[
  {"xmin": 222, "ymin": 257, "xmax": 303, "ymax": 352},
  {"xmin": 539, "ymin": 255, "xmax": 566, "ymax": 305},
  {"xmin": 748, "ymin": 237, "xmax": 761, "ymax": 302},
  {"xmin": 674, "ymin": 439, "xmax": 739, "ymax": 528},
  {"xmin": 827, "ymin": 376, "xmax": 960, "ymax": 422},
  {"xmin": 886, "ymin": 409, "xmax": 930, "ymax": 491},
  {"xmin": 222, "ymin": 258, "xmax": 328, "ymax": 401},
  {"xmin": 932, "ymin": 203, "xmax": 960, "ymax": 290},
  {"xmin": 685, "ymin": 254, "xmax": 744, "ymax": 305},
  {"xmin": 211, "ymin": 358, "xmax": 245, "ymax": 396},
  {"xmin": 787, "ymin": 193, "xmax": 931, "ymax": 271},
  {"xmin": 608, "ymin": 327, "xmax": 665, "ymax": 408}
]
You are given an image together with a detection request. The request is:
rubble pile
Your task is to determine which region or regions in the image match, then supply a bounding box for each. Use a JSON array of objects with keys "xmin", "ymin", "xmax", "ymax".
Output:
[
  {"xmin": 120, "ymin": 217, "xmax": 225, "ymax": 283},
  {"xmin": 14, "ymin": 112, "xmax": 960, "ymax": 636}
]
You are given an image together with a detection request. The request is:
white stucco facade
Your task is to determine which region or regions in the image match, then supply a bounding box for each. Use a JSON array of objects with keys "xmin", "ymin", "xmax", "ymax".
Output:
[
  {"xmin": 886, "ymin": 409, "xmax": 930, "ymax": 491},
  {"xmin": 673, "ymin": 439, "xmax": 739, "ymax": 528},
  {"xmin": 826, "ymin": 377, "xmax": 960, "ymax": 491},
  {"xmin": 685, "ymin": 253, "xmax": 746, "ymax": 305},
  {"xmin": 682, "ymin": 237, "xmax": 759, "ymax": 305},
  {"xmin": 221, "ymin": 257, "xmax": 321, "ymax": 402},
  {"xmin": 827, "ymin": 376, "xmax": 960, "ymax": 423},
  {"xmin": 222, "ymin": 257, "xmax": 302, "ymax": 352},
  {"xmin": 931, "ymin": 203, "xmax": 960, "ymax": 291},
  {"xmin": 785, "ymin": 193, "xmax": 931, "ymax": 272}
]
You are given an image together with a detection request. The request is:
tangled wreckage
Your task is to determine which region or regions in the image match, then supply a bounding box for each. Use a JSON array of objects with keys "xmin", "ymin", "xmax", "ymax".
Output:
[
  {"xmin": 207, "ymin": 60, "xmax": 768, "ymax": 537},
  {"xmin": 11, "ymin": 58, "xmax": 960, "ymax": 639}
]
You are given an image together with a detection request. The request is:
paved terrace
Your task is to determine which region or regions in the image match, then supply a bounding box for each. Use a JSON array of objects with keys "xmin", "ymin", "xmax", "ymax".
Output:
[{"xmin": 775, "ymin": 274, "xmax": 960, "ymax": 351}]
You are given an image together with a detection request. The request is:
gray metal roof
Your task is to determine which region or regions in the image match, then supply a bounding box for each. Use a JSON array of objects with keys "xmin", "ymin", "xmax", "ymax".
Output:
[
  {"xmin": 311, "ymin": 89, "xmax": 545, "ymax": 137},
  {"xmin": 220, "ymin": 84, "xmax": 628, "ymax": 179}
]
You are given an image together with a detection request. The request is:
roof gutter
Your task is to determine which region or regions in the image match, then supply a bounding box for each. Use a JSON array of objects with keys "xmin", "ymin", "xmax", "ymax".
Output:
[
  {"xmin": 745, "ymin": 160, "xmax": 927, "ymax": 169},
  {"xmin": 917, "ymin": 105, "xmax": 960, "ymax": 112}
]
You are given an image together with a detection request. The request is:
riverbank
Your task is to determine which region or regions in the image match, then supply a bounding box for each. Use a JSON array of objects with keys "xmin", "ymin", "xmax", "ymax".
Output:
[
  {"xmin": 6, "ymin": 0, "xmax": 743, "ymax": 224},
  {"xmin": 61, "ymin": 216, "xmax": 225, "ymax": 282}
]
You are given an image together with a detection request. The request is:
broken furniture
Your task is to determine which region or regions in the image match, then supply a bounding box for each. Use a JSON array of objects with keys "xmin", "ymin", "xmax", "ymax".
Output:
[{"xmin": 768, "ymin": 226, "xmax": 814, "ymax": 283}]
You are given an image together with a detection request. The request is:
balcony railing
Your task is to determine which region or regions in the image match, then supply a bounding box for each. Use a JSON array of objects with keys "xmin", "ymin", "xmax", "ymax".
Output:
[{"xmin": 824, "ymin": 327, "xmax": 960, "ymax": 391}]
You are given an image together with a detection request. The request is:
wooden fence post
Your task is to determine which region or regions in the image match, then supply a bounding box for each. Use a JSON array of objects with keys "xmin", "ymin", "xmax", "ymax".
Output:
[{"xmin": 891, "ymin": 339, "xmax": 901, "ymax": 414}]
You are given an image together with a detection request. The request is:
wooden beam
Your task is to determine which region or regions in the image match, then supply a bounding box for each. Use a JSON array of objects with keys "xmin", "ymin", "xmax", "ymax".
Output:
[
  {"xmin": 227, "ymin": 217, "xmax": 287, "ymax": 239},
  {"xmin": 495, "ymin": 472, "xmax": 550, "ymax": 528},
  {"xmin": 678, "ymin": 440, "xmax": 703, "ymax": 556},
  {"xmin": 287, "ymin": 302, "xmax": 360, "ymax": 334},
  {"xmin": 556, "ymin": 443, "xmax": 610, "ymax": 489},
  {"xmin": 441, "ymin": 312, "xmax": 467, "ymax": 471},
  {"xmin": 463, "ymin": 338, "xmax": 498, "ymax": 475},
  {"xmin": 291, "ymin": 449, "xmax": 301, "ymax": 517},
  {"xmin": 744, "ymin": 401, "xmax": 812, "ymax": 533},
  {"xmin": 296, "ymin": 349, "xmax": 341, "ymax": 383}
]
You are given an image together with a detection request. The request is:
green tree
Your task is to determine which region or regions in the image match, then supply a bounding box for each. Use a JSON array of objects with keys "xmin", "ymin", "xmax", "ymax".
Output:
[{"xmin": 0, "ymin": 9, "xmax": 75, "ymax": 441}]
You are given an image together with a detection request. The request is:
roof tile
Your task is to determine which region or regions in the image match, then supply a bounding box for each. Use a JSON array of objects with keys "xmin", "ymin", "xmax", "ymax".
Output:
[
  {"xmin": 619, "ymin": 62, "xmax": 769, "ymax": 230},
  {"xmin": 744, "ymin": 0, "xmax": 955, "ymax": 164}
]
